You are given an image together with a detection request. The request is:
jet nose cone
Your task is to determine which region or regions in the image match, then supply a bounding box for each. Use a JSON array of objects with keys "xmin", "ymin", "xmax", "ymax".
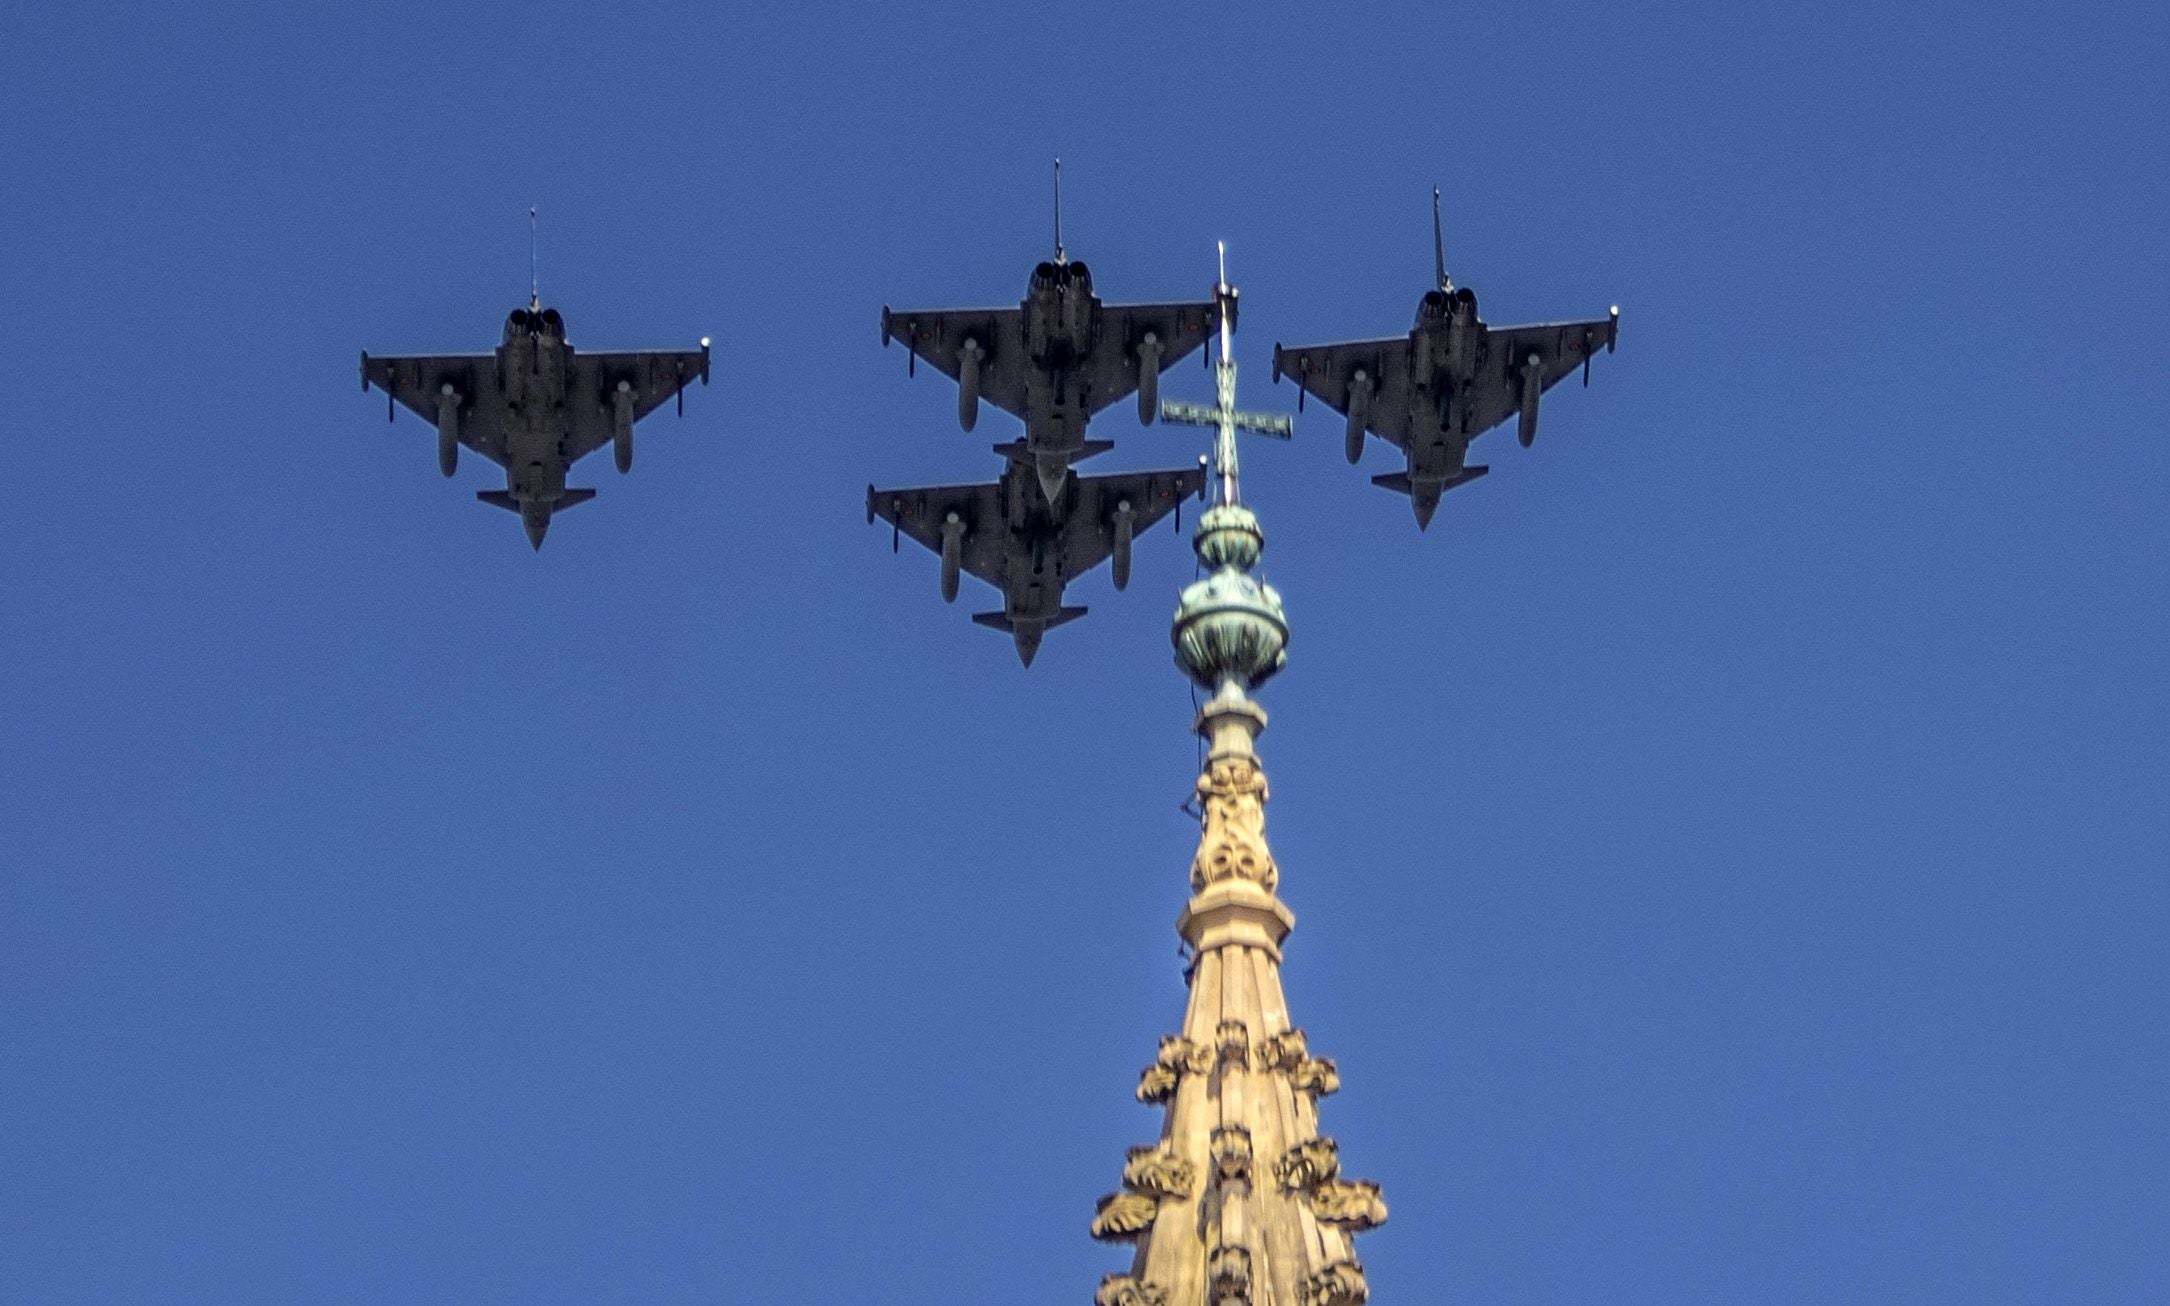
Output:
[
  {"xmin": 1014, "ymin": 630, "xmax": 1041, "ymax": 667},
  {"xmin": 1412, "ymin": 492, "xmax": 1440, "ymax": 531},
  {"xmin": 525, "ymin": 515, "xmax": 549, "ymax": 550}
]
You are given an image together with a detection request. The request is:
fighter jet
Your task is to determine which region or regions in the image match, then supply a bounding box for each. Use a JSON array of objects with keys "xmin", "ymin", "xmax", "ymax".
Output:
[
  {"xmin": 362, "ymin": 298, "xmax": 710, "ymax": 549},
  {"xmin": 879, "ymin": 164, "xmax": 1222, "ymax": 505},
  {"xmin": 868, "ymin": 457, "xmax": 1205, "ymax": 666},
  {"xmin": 1272, "ymin": 188, "xmax": 1618, "ymax": 529}
]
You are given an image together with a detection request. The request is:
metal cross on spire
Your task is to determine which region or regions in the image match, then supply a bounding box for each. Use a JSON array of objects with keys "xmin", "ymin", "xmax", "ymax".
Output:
[{"xmin": 1157, "ymin": 243, "xmax": 1292, "ymax": 507}]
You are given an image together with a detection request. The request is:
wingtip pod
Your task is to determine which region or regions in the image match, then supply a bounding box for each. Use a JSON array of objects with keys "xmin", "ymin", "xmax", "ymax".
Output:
[
  {"xmin": 867, "ymin": 485, "xmax": 902, "ymax": 551},
  {"xmin": 359, "ymin": 351, "xmax": 370, "ymax": 391},
  {"xmin": 1609, "ymin": 304, "xmax": 1620, "ymax": 352}
]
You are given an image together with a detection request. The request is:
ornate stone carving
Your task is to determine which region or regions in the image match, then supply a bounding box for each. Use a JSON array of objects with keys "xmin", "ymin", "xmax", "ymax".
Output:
[
  {"xmin": 1256, "ymin": 1028, "xmax": 1310, "ymax": 1070},
  {"xmin": 1136, "ymin": 1064, "xmax": 1179, "ymax": 1103},
  {"xmin": 1121, "ymin": 1145, "xmax": 1198, "ymax": 1201},
  {"xmin": 1136, "ymin": 1035, "xmax": 1214, "ymax": 1104},
  {"xmin": 1258, "ymin": 1029, "xmax": 1342, "ymax": 1097},
  {"xmin": 1189, "ymin": 756, "xmax": 1279, "ymax": 892},
  {"xmin": 1210, "ymin": 1125, "xmax": 1253, "ymax": 1184},
  {"xmin": 1310, "ymin": 1178, "xmax": 1389, "ymax": 1231},
  {"xmin": 1274, "ymin": 1137, "xmax": 1341, "ymax": 1192},
  {"xmin": 1090, "ymin": 1191, "xmax": 1160, "ymax": 1243},
  {"xmin": 1297, "ymin": 1260, "xmax": 1369, "ymax": 1306},
  {"xmin": 1290, "ymin": 1056, "xmax": 1341, "ymax": 1099},
  {"xmin": 1166, "ymin": 1034, "xmax": 1216, "ymax": 1074},
  {"xmin": 1208, "ymin": 1243, "xmax": 1254, "ymax": 1304},
  {"xmin": 1215, "ymin": 1019, "xmax": 1251, "ymax": 1066},
  {"xmin": 1095, "ymin": 1275, "xmax": 1170, "ymax": 1306}
]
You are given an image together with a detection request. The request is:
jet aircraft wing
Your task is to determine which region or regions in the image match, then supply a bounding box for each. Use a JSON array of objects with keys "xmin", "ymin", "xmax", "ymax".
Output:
[
  {"xmin": 870, "ymin": 463, "xmax": 1203, "ymax": 590},
  {"xmin": 1057, "ymin": 465, "xmax": 1207, "ymax": 578},
  {"xmin": 881, "ymin": 307, "xmax": 1031, "ymax": 419},
  {"xmin": 1458, "ymin": 316, "xmax": 1619, "ymax": 439},
  {"xmin": 1270, "ymin": 336, "xmax": 1423, "ymax": 448},
  {"xmin": 868, "ymin": 480, "xmax": 1011, "ymax": 587},
  {"xmin": 1078, "ymin": 300, "xmax": 1221, "ymax": 417},
  {"xmin": 564, "ymin": 347, "xmax": 711, "ymax": 460},
  {"xmin": 362, "ymin": 353, "xmax": 507, "ymax": 462}
]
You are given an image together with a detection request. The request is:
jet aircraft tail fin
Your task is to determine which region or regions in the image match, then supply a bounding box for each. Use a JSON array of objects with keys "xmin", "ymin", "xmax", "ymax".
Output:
[{"xmin": 556, "ymin": 488, "xmax": 597, "ymax": 510}]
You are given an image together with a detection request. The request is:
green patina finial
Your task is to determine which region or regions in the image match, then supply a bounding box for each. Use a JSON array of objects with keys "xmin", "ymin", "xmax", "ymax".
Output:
[
  {"xmin": 1194, "ymin": 501, "xmax": 1263, "ymax": 570},
  {"xmin": 1162, "ymin": 249, "xmax": 1293, "ymax": 694},
  {"xmin": 1173, "ymin": 552, "xmax": 1288, "ymax": 692}
]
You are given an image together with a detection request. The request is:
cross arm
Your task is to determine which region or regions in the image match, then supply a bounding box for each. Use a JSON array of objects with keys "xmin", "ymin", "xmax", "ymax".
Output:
[{"xmin": 1158, "ymin": 399, "xmax": 1294, "ymax": 439}]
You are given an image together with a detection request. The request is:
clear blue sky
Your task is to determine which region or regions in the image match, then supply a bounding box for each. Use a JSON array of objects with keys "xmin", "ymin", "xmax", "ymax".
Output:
[{"xmin": 4, "ymin": 2, "xmax": 2164, "ymax": 1301}]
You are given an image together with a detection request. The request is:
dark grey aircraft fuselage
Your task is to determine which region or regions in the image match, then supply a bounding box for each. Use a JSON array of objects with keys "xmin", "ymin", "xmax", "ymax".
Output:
[
  {"xmin": 493, "ymin": 311, "xmax": 576, "ymax": 546},
  {"xmin": 1015, "ymin": 260, "xmax": 1099, "ymax": 468},
  {"xmin": 1397, "ymin": 289, "xmax": 1487, "ymax": 515},
  {"xmin": 981, "ymin": 460, "xmax": 1086, "ymax": 662}
]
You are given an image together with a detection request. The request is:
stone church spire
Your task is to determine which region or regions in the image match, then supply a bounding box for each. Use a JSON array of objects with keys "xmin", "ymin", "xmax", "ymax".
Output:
[{"xmin": 1092, "ymin": 259, "xmax": 1386, "ymax": 1306}]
